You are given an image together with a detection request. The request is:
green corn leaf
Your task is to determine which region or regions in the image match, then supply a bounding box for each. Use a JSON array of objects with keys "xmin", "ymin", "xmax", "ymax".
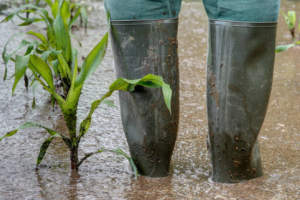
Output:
[
  {"xmin": 27, "ymin": 31, "xmax": 48, "ymax": 45},
  {"xmin": 68, "ymin": 6, "xmax": 81, "ymax": 29},
  {"xmin": 80, "ymin": 6, "xmax": 88, "ymax": 30},
  {"xmin": 113, "ymin": 149, "xmax": 138, "ymax": 179},
  {"xmin": 32, "ymin": 80, "xmax": 39, "ymax": 109},
  {"xmin": 276, "ymin": 41, "xmax": 300, "ymax": 53},
  {"xmin": 3, "ymin": 68, "xmax": 7, "ymax": 81},
  {"xmin": 51, "ymin": 0, "xmax": 59, "ymax": 19},
  {"xmin": 78, "ymin": 74, "xmax": 172, "ymax": 141},
  {"xmin": 70, "ymin": 48, "xmax": 78, "ymax": 75},
  {"xmin": 37, "ymin": 137, "xmax": 53, "ymax": 165},
  {"xmin": 41, "ymin": 49, "xmax": 62, "ymax": 61},
  {"xmin": 75, "ymin": 32, "xmax": 108, "ymax": 89},
  {"xmin": 44, "ymin": 0, "xmax": 53, "ymax": 6},
  {"xmin": 53, "ymin": 1, "xmax": 72, "ymax": 62},
  {"xmin": 3, "ymin": 39, "xmax": 39, "ymax": 66},
  {"xmin": 57, "ymin": 54, "xmax": 72, "ymax": 82},
  {"xmin": 103, "ymin": 100, "xmax": 116, "ymax": 107},
  {"xmin": 66, "ymin": 49, "xmax": 78, "ymax": 102},
  {"xmin": 287, "ymin": 11, "xmax": 296, "ymax": 30},
  {"xmin": 18, "ymin": 17, "xmax": 43, "ymax": 26},
  {"xmin": 61, "ymin": 0, "xmax": 71, "ymax": 29},
  {"xmin": 12, "ymin": 55, "xmax": 30, "ymax": 94},
  {"xmin": 0, "ymin": 122, "xmax": 64, "ymax": 142},
  {"xmin": 298, "ymin": 17, "xmax": 300, "ymax": 32},
  {"xmin": 71, "ymin": 34, "xmax": 82, "ymax": 47},
  {"xmin": 51, "ymin": 60, "xmax": 59, "ymax": 77},
  {"xmin": 0, "ymin": 4, "xmax": 53, "ymax": 26},
  {"xmin": 29, "ymin": 55, "xmax": 54, "ymax": 90},
  {"xmin": 2, "ymin": 32, "xmax": 26, "ymax": 66},
  {"xmin": 24, "ymin": 73, "xmax": 29, "ymax": 92}
]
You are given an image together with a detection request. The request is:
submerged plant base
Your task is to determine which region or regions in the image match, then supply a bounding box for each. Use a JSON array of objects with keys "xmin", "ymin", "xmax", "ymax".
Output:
[
  {"xmin": 206, "ymin": 19, "xmax": 277, "ymax": 183},
  {"xmin": 110, "ymin": 18, "xmax": 180, "ymax": 177}
]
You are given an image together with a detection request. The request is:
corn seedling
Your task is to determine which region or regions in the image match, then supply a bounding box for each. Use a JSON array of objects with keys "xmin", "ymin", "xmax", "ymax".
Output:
[
  {"xmin": 280, "ymin": 10, "xmax": 297, "ymax": 41},
  {"xmin": 1, "ymin": 0, "xmax": 86, "ymax": 103},
  {"xmin": 0, "ymin": 0, "xmax": 173, "ymax": 179}
]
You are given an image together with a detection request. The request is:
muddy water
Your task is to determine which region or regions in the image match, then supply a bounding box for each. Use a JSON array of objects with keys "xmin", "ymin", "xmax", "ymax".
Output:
[{"xmin": 0, "ymin": 0, "xmax": 300, "ymax": 199}]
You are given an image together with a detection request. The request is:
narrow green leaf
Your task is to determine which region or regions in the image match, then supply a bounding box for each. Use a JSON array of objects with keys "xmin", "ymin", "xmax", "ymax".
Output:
[
  {"xmin": 53, "ymin": 0, "xmax": 72, "ymax": 62},
  {"xmin": 68, "ymin": 6, "xmax": 81, "ymax": 29},
  {"xmin": 29, "ymin": 55, "xmax": 54, "ymax": 90},
  {"xmin": 37, "ymin": 137, "xmax": 53, "ymax": 165},
  {"xmin": 3, "ymin": 67, "xmax": 7, "ymax": 81},
  {"xmin": 18, "ymin": 17, "xmax": 43, "ymax": 26},
  {"xmin": 57, "ymin": 54, "xmax": 72, "ymax": 82},
  {"xmin": 287, "ymin": 11, "xmax": 296, "ymax": 30},
  {"xmin": 44, "ymin": 0, "xmax": 53, "ymax": 6},
  {"xmin": 51, "ymin": 60, "xmax": 59, "ymax": 77},
  {"xmin": 80, "ymin": 6, "xmax": 88, "ymax": 30},
  {"xmin": 113, "ymin": 149, "xmax": 138, "ymax": 179},
  {"xmin": 0, "ymin": 122, "xmax": 65, "ymax": 142},
  {"xmin": 276, "ymin": 41, "xmax": 300, "ymax": 53},
  {"xmin": 24, "ymin": 73, "xmax": 29, "ymax": 92},
  {"xmin": 12, "ymin": 55, "xmax": 30, "ymax": 94},
  {"xmin": 2, "ymin": 33, "xmax": 26, "ymax": 66},
  {"xmin": 75, "ymin": 32, "xmax": 108, "ymax": 89},
  {"xmin": 103, "ymin": 100, "xmax": 116, "ymax": 107},
  {"xmin": 0, "ymin": 4, "xmax": 53, "ymax": 26},
  {"xmin": 78, "ymin": 74, "xmax": 172, "ymax": 141},
  {"xmin": 41, "ymin": 49, "xmax": 61, "ymax": 61},
  {"xmin": 27, "ymin": 31, "xmax": 48, "ymax": 44}
]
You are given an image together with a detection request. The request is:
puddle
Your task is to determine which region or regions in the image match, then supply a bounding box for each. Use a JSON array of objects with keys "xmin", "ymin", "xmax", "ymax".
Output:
[{"xmin": 0, "ymin": 0, "xmax": 299, "ymax": 199}]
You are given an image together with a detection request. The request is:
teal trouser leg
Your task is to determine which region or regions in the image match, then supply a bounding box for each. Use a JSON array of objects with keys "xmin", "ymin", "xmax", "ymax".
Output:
[
  {"xmin": 203, "ymin": 0, "xmax": 281, "ymax": 22},
  {"xmin": 104, "ymin": 0, "xmax": 182, "ymax": 20}
]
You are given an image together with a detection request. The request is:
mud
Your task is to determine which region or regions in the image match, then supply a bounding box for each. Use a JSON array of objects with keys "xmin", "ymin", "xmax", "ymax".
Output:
[{"xmin": 0, "ymin": 0, "xmax": 300, "ymax": 199}]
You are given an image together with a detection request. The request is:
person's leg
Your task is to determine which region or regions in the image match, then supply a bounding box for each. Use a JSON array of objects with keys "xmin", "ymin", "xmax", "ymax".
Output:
[
  {"xmin": 203, "ymin": 0, "xmax": 281, "ymax": 183},
  {"xmin": 105, "ymin": 0, "xmax": 182, "ymax": 177},
  {"xmin": 105, "ymin": 0, "xmax": 181, "ymax": 20}
]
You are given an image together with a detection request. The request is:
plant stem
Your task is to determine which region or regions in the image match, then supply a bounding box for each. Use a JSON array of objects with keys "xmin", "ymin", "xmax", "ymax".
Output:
[{"xmin": 71, "ymin": 146, "xmax": 78, "ymax": 170}]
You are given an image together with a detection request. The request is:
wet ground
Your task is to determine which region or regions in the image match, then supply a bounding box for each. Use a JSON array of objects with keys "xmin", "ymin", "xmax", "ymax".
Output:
[{"xmin": 0, "ymin": 0, "xmax": 300, "ymax": 199}]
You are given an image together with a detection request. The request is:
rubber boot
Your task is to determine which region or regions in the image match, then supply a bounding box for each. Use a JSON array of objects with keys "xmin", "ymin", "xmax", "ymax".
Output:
[
  {"xmin": 110, "ymin": 18, "xmax": 180, "ymax": 177},
  {"xmin": 206, "ymin": 19, "xmax": 277, "ymax": 183}
]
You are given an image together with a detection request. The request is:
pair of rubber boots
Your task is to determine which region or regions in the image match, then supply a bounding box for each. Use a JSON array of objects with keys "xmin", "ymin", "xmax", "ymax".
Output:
[{"xmin": 110, "ymin": 18, "xmax": 277, "ymax": 183}]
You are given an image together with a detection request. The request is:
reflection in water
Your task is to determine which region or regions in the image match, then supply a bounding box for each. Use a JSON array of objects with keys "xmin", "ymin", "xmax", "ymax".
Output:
[{"xmin": 0, "ymin": 0, "xmax": 299, "ymax": 199}]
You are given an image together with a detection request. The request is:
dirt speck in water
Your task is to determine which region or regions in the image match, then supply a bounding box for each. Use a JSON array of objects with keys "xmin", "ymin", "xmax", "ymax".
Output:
[{"xmin": 0, "ymin": 0, "xmax": 300, "ymax": 199}]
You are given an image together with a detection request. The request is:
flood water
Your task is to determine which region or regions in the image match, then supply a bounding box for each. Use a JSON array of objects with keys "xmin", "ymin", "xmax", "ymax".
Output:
[{"xmin": 0, "ymin": 0, "xmax": 300, "ymax": 199}]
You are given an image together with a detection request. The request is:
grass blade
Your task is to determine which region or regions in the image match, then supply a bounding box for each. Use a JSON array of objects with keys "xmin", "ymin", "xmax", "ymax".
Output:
[
  {"xmin": 27, "ymin": 31, "xmax": 48, "ymax": 45},
  {"xmin": 0, "ymin": 122, "xmax": 64, "ymax": 142},
  {"xmin": 53, "ymin": 0, "xmax": 72, "ymax": 62},
  {"xmin": 29, "ymin": 55, "xmax": 54, "ymax": 90},
  {"xmin": 113, "ymin": 149, "xmax": 138, "ymax": 179},
  {"xmin": 12, "ymin": 55, "xmax": 30, "ymax": 94},
  {"xmin": 75, "ymin": 32, "xmax": 108, "ymax": 89},
  {"xmin": 37, "ymin": 137, "xmax": 53, "ymax": 165},
  {"xmin": 276, "ymin": 41, "xmax": 300, "ymax": 53}
]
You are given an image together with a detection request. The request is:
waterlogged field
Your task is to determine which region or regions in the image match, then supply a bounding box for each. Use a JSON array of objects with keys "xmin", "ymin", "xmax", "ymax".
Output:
[{"xmin": 0, "ymin": 0, "xmax": 300, "ymax": 199}]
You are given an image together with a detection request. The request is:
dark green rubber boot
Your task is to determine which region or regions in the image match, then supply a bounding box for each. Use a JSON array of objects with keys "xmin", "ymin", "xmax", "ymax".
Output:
[
  {"xmin": 110, "ymin": 18, "xmax": 180, "ymax": 177},
  {"xmin": 206, "ymin": 19, "xmax": 277, "ymax": 183}
]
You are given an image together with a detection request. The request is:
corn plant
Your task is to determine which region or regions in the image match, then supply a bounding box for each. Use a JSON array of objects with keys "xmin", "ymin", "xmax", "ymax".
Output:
[
  {"xmin": 2, "ymin": 0, "xmax": 86, "ymax": 101},
  {"xmin": 276, "ymin": 40, "xmax": 300, "ymax": 53},
  {"xmin": 0, "ymin": 0, "xmax": 173, "ymax": 179},
  {"xmin": 280, "ymin": 10, "xmax": 297, "ymax": 41}
]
